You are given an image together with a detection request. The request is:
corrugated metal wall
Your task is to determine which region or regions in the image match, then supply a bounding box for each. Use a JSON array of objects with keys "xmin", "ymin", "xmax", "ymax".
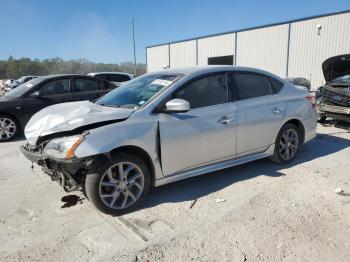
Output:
[
  {"xmin": 146, "ymin": 45, "xmax": 169, "ymax": 72},
  {"xmin": 236, "ymin": 24, "xmax": 289, "ymax": 77},
  {"xmin": 288, "ymin": 12, "xmax": 350, "ymax": 88},
  {"xmin": 197, "ymin": 33, "xmax": 235, "ymax": 66},
  {"xmin": 170, "ymin": 40, "xmax": 197, "ymax": 68},
  {"xmin": 146, "ymin": 11, "xmax": 350, "ymax": 90}
]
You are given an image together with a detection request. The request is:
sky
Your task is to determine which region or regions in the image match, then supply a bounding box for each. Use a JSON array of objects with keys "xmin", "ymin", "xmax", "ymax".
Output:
[{"xmin": 0, "ymin": 0, "xmax": 349, "ymax": 64}]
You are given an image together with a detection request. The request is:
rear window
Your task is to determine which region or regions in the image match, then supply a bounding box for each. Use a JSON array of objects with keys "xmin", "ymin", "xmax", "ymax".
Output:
[
  {"xmin": 73, "ymin": 79, "xmax": 99, "ymax": 92},
  {"xmin": 107, "ymin": 74, "xmax": 119, "ymax": 82},
  {"xmin": 269, "ymin": 77, "xmax": 283, "ymax": 94},
  {"xmin": 233, "ymin": 72, "xmax": 271, "ymax": 100},
  {"xmin": 119, "ymin": 74, "xmax": 131, "ymax": 82},
  {"xmin": 94, "ymin": 74, "xmax": 106, "ymax": 80}
]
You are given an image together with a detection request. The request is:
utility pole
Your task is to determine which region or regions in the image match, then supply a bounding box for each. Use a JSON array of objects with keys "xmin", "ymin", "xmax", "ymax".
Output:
[{"xmin": 132, "ymin": 17, "xmax": 137, "ymax": 76}]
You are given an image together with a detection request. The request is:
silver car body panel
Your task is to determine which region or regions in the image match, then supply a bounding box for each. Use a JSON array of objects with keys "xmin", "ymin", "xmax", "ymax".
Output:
[
  {"xmin": 25, "ymin": 101, "xmax": 134, "ymax": 145},
  {"xmin": 24, "ymin": 66, "xmax": 317, "ymax": 186}
]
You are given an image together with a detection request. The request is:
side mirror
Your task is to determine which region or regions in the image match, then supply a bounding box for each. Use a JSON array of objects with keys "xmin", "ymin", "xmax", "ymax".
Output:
[
  {"xmin": 30, "ymin": 90, "xmax": 41, "ymax": 97},
  {"xmin": 164, "ymin": 99, "xmax": 190, "ymax": 113}
]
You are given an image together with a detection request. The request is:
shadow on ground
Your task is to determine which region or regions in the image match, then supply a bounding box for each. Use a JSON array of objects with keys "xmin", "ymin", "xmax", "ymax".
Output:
[{"xmin": 143, "ymin": 133, "xmax": 350, "ymax": 209}]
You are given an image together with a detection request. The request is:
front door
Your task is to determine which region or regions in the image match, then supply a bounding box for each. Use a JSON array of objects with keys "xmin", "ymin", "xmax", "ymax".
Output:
[
  {"xmin": 21, "ymin": 78, "xmax": 70, "ymax": 123},
  {"xmin": 158, "ymin": 73, "xmax": 237, "ymax": 176}
]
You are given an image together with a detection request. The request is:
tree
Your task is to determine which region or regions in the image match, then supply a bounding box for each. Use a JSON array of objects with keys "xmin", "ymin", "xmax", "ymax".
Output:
[{"xmin": 0, "ymin": 57, "xmax": 146, "ymax": 79}]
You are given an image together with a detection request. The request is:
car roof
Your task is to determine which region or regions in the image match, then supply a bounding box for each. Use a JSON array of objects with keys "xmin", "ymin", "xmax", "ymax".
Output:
[
  {"xmin": 152, "ymin": 65, "xmax": 276, "ymax": 76},
  {"xmin": 88, "ymin": 72, "xmax": 134, "ymax": 77},
  {"xmin": 37, "ymin": 74, "xmax": 97, "ymax": 80}
]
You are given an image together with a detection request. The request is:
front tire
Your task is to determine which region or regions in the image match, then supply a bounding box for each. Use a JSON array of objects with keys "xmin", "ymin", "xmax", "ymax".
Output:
[
  {"xmin": 0, "ymin": 114, "xmax": 20, "ymax": 142},
  {"xmin": 270, "ymin": 123, "xmax": 300, "ymax": 164},
  {"xmin": 85, "ymin": 154, "xmax": 150, "ymax": 215}
]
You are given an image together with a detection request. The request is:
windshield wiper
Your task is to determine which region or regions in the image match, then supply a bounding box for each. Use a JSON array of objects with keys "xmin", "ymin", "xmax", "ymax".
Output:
[{"xmin": 99, "ymin": 103, "xmax": 120, "ymax": 108}]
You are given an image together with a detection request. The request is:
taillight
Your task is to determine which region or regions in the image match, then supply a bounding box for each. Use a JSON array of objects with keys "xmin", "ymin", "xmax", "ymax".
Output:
[{"xmin": 306, "ymin": 94, "xmax": 316, "ymax": 108}]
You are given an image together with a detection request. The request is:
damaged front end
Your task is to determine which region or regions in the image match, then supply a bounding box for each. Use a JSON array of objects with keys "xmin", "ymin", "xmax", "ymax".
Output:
[
  {"xmin": 20, "ymin": 101, "xmax": 134, "ymax": 192},
  {"xmin": 318, "ymin": 54, "xmax": 350, "ymax": 122},
  {"xmin": 20, "ymin": 135, "xmax": 96, "ymax": 192}
]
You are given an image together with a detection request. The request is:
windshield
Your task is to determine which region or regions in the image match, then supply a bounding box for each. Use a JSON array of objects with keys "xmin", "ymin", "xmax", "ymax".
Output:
[
  {"xmin": 96, "ymin": 73, "xmax": 180, "ymax": 108},
  {"xmin": 5, "ymin": 77, "xmax": 43, "ymax": 98},
  {"xmin": 330, "ymin": 75, "xmax": 350, "ymax": 83}
]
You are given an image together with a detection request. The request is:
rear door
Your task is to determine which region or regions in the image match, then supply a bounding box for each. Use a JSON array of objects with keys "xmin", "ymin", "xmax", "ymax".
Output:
[
  {"xmin": 70, "ymin": 77, "xmax": 102, "ymax": 102},
  {"xmin": 232, "ymin": 71, "xmax": 285, "ymax": 157},
  {"xmin": 106, "ymin": 74, "xmax": 120, "ymax": 86},
  {"xmin": 158, "ymin": 72, "xmax": 237, "ymax": 176}
]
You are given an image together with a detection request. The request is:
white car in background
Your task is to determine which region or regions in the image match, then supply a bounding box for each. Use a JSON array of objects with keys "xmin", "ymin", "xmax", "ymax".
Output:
[
  {"xmin": 10, "ymin": 76, "xmax": 38, "ymax": 89},
  {"xmin": 87, "ymin": 72, "xmax": 134, "ymax": 86}
]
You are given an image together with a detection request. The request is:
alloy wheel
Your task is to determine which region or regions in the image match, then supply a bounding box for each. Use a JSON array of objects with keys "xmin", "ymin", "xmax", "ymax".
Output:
[
  {"xmin": 279, "ymin": 128, "xmax": 299, "ymax": 161},
  {"xmin": 98, "ymin": 162, "xmax": 145, "ymax": 209},
  {"xmin": 0, "ymin": 117, "xmax": 17, "ymax": 141}
]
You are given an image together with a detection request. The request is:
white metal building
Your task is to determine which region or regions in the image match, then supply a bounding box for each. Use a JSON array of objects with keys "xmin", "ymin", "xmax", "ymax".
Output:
[{"xmin": 146, "ymin": 10, "xmax": 350, "ymax": 90}]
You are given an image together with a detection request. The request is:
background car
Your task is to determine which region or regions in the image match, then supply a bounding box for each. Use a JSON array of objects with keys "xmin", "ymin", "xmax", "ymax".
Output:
[
  {"xmin": 21, "ymin": 66, "xmax": 317, "ymax": 215},
  {"xmin": 10, "ymin": 76, "xmax": 38, "ymax": 89},
  {"xmin": 317, "ymin": 54, "xmax": 350, "ymax": 123},
  {"xmin": 285, "ymin": 77, "xmax": 311, "ymax": 91},
  {"xmin": 0, "ymin": 74, "xmax": 116, "ymax": 141},
  {"xmin": 87, "ymin": 72, "xmax": 134, "ymax": 86}
]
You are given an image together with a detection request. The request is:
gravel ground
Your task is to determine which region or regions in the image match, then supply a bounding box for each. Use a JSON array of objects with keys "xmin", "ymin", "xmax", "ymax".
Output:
[{"xmin": 0, "ymin": 122, "xmax": 349, "ymax": 262}]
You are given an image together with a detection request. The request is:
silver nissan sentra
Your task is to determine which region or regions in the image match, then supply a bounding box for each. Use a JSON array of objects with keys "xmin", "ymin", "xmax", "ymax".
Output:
[{"xmin": 21, "ymin": 66, "xmax": 317, "ymax": 215}]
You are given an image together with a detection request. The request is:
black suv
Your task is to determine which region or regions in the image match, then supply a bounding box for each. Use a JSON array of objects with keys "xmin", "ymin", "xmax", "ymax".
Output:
[{"xmin": 0, "ymin": 74, "xmax": 116, "ymax": 141}]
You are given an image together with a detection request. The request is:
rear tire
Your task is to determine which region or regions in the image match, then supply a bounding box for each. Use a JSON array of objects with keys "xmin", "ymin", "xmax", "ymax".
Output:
[
  {"xmin": 0, "ymin": 114, "xmax": 20, "ymax": 142},
  {"xmin": 269, "ymin": 123, "xmax": 301, "ymax": 164},
  {"xmin": 85, "ymin": 153, "xmax": 150, "ymax": 215}
]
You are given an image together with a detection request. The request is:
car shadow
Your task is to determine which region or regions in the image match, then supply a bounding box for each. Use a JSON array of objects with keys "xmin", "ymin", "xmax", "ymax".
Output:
[{"xmin": 142, "ymin": 133, "xmax": 350, "ymax": 209}]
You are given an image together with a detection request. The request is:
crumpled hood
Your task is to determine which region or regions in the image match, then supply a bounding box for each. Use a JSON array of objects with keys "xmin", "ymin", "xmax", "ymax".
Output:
[{"xmin": 25, "ymin": 101, "xmax": 134, "ymax": 145}]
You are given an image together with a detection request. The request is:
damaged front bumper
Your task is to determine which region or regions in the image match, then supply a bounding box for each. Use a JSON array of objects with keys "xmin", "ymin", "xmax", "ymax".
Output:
[
  {"xmin": 20, "ymin": 144, "xmax": 95, "ymax": 192},
  {"xmin": 318, "ymin": 102, "xmax": 350, "ymax": 122}
]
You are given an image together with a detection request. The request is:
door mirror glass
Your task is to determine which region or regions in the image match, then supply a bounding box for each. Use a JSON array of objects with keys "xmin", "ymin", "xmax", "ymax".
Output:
[
  {"xmin": 30, "ymin": 90, "xmax": 41, "ymax": 97},
  {"xmin": 165, "ymin": 99, "xmax": 190, "ymax": 113}
]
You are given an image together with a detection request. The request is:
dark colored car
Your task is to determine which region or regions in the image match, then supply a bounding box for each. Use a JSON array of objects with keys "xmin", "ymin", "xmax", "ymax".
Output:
[
  {"xmin": 285, "ymin": 77, "xmax": 311, "ymax": 91},
  {"xmin": 0, "ymin": 74, "xmax": 116, "ymax": 141},
  {"xmin": 317, "ymin": 54, "xmax": 350, "ymax": 122}
]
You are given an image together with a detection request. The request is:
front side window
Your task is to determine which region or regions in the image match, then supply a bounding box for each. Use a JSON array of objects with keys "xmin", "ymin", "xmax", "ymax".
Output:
[
  {"xmin": 72, "ymin": 79, "xmax": 99, "ymax": 92},
  {"xmin": 40, "ymin": 79, "xmax": 70, "ymax": 96},
  {"xmin": 175, "ymin": 73, "xmax": 229, "ymax": 109},
  {"xmin": 96, "ymin": 73, "xmax": 180, "ymax": 108},
  {"xmin": 233, "ymin": 72, "xmax": 271, "ymax": 100}
]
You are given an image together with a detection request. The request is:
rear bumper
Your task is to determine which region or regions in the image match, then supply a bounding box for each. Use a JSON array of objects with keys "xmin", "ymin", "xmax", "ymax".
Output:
[{"xmin": 302, "ymin": 114, "xmax": 317, "ymax": 143}]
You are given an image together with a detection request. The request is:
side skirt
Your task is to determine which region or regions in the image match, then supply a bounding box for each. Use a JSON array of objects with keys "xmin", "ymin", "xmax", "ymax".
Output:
[{"xmin": 154, "ymin": 144, "xmax": 275, "ymax": 187}]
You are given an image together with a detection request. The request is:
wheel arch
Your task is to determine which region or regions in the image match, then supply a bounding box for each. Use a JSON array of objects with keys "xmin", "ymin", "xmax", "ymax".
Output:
[
  {"xmin": 109, "ymin": 145, "xmax": 156, "ymax": 187},
  {"xmin": 281, "ymin": 118, "xmax": 305, "ymax": 144},
  {"xmin": 0, "ymin": 112, "xmax": 22, "ymax": 134}
]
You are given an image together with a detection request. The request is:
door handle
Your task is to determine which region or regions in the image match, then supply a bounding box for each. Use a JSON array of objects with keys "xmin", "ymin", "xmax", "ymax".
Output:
[
  {"xmin": 219, "ymin": 116, "xmax": 234, "ymax": 124},
  {"xmin": 272, "ymin": 107, "xmax": 283, "ymax": 115}
]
